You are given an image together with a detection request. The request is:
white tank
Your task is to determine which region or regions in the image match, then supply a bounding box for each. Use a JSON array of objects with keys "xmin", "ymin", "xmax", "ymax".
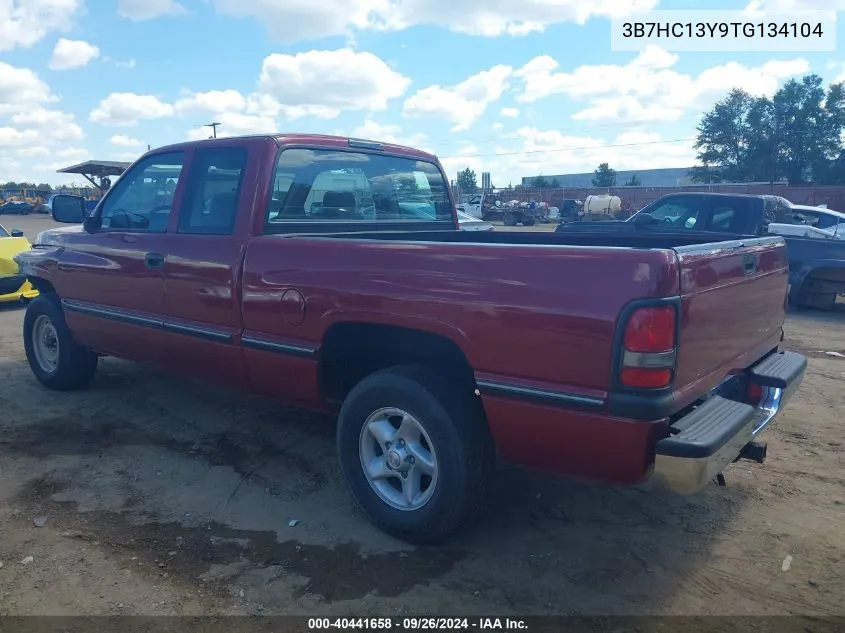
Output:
[{"xmin": 583, "ymin": 194, "xmax": 621, "ymax": 214}]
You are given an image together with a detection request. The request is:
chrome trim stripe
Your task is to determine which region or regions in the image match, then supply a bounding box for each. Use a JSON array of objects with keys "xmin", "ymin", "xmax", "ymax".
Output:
[
  {"xmin": 161, "ymin": 320, "xmax": 232, "ymax": 343},
  {"xmin": 63, "ymin": 298, "xmax": 162, "ymax": 328},
  {"xmin": 476, "ymin": 379, "xmax": 605, "ymax": 407},
  {"xmin": 623, "ymin": 349, "xmax": 676, "ymax": 369},
  {"xmin": 241, "ymin": 335, "xmax": 317, "ymax": 359},
  {"xmin": 63, "ymin": 298, "xmax": 232, "ymax": 343}
]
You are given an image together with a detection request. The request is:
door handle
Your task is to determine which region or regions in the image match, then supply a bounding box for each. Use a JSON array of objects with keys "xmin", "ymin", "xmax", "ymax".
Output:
[
  {"xmin": 145, "ymin": 252, "xmax": 165, "ymax": 269},
  {"xmin": 742, "ymin": 254, "xmax": 756, "ymax": 276}
]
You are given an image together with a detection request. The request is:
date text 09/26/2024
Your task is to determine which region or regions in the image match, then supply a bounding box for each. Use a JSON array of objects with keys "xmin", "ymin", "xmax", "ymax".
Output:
[{"xmin": 307, "ymin": 618, "xmax": 528, "ymax": 631}]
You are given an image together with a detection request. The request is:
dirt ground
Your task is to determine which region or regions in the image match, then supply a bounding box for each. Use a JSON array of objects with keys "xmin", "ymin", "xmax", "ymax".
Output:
[{"xmin": 0, "ymin": 214, "xmax": 842, "ymax": 616}]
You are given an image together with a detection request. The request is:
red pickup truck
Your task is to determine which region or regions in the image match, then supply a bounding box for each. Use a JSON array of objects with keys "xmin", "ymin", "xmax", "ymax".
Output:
[{"xmin": 16, "ymin": 133, "xmax": 806, "ymax": 544}]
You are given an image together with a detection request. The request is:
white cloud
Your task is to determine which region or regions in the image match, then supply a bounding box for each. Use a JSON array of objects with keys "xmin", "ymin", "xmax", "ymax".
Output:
[
  {"xmin": 0, "ymin": 127, "xmax": 41, "ymax": 148},
  {"xmin": 110, "ymin": 135, "xmax": 144, "ymax": 147},
  {"xmin": 49, "ymin": 38, "xmax": 100, "ymax": 70},
  {"xmin": 90, "ymin": 93, "xmax": 175, "ymax": 126},
  {"xmin": 743, "ymin": 0, "xmax": 844, "ymax": 17},
  {"xmin": 211, "ymin": 0, "xmax": 657, "ymax": 43},
  {"xmin": 403, "ymin": 65, "xmax": 512, "ymax": 131},
  {"xmin": 174, "ymin": 90, "xmax": 248, "ymax": 113},
  {"xmin": 492, "ymin": 122, "xmax": 504, "ymax": 131},
  {"xmin": 258, "ymin": 49, "xmax": 410, "ymax": 119},
  {"xmin": 444, "ymin": 126, "xmax": 698, "ymax": 186},
  {"xmin": 0, "ymin": 0, "xmax": 81, "ymax": 52},
  {"xmin": 500, "ymin": 107, "xmax": 519, "ymax": 118},
  {"xmin": 118, "ymin": 0, "xmax": 186, "ymax": 20},
  {"xmin": 0, "ymin": 62, "xmax": 58, "ymax": 115},
  {"xmin": 10, "ymin": 109, "xmax": 84, "ymax": 141},
  {"xmin": 515, "ymin": 46, "xmax": 810, "ymax": 123},
  {"xmin": 186, "ymin": 112, "xmax": 277, "ymax": 141},
  {"xmin": 16, "ymin": 146, "xmax": 52, "ymax": 158},
  {"xmin": 350, "ymin": 119, "xmax": 432, "ymax": 153}
]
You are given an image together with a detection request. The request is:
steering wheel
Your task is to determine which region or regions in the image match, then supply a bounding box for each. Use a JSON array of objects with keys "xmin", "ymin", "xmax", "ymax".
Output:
[{"xmin": 111, "ymin": 208, "xmax": 150, "ymax": 228}]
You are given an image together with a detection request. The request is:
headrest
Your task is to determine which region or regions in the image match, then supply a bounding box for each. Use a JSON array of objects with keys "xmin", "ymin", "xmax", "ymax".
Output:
[{"xmin": 322, "ymin": 191, "xmax": 356, "ymax": 209}]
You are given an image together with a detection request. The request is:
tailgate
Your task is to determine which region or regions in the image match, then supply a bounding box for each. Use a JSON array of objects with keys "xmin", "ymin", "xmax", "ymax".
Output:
[{"xmin": 672, "ymin": 236, "xmax": 788, "ymax": 399}]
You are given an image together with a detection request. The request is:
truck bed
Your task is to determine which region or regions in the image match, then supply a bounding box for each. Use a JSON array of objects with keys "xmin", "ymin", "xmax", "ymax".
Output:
[{"xmin": 244, "ymin": 230, "xmax": 789, "ymax": 422}]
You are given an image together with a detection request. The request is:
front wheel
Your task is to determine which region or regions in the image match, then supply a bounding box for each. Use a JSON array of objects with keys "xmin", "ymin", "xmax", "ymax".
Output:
[
  {"xmin": 23, "ymin": 295, "xmax": 99, "ymax": 390},
  {"xmin": 337, "ymin": 365, "xmax": 494, "ymax": 544}
]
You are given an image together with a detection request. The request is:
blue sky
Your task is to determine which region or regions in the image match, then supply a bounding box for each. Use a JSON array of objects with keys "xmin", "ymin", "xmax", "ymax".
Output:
[{"xmin": 1, "ymin": 0, "xmax": 843, "ymax": 186}]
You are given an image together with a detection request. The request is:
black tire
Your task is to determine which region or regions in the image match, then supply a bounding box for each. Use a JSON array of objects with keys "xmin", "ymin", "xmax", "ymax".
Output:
[
  {"xmin": 337, "ymin": 364, "xmax": 494, "ymax": 544},
  {"xmin": 23, "ymin": 294, "xmax": 98, "ymax": 390},
  {"xmin": 523, "ymin": 216, "xmax": 535, "ymax": 226},
  {"xmin": 503, "ymin": 211, "xmax": 516, "ymax": 226}
]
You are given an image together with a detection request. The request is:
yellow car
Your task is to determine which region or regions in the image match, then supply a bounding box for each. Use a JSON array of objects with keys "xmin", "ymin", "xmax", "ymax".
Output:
[{"xmin": 0, "ymin": 223, "xmax": 39, "ymax": 303}]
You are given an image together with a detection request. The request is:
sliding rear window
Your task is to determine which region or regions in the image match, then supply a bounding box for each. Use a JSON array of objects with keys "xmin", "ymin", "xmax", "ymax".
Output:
[{"xmin": 264, "ymin": 148, "xmax": 452, "ymax": 230}]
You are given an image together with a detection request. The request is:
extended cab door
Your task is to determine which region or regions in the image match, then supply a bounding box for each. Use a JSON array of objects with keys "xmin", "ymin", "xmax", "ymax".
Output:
[
  {"xmin": 154, "ymin": 143, "xmax": 254, "ymax": 388},
  {"xmin": 57, "ymin": 151, "xmax": 188, "ymax": 364}
]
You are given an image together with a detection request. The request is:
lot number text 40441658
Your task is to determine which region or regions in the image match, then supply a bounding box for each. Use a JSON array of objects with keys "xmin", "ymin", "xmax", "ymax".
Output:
[{"xmin": 307, "ymin": 617, "xmax": 529, "ymax": 630}]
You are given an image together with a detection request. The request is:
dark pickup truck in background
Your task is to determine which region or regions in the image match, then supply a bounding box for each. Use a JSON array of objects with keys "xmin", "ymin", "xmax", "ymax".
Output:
[
  {"xmin": 558, "ymin": 191, "xmax": 845, "ymax": 311},
  {"xmin": 16, "ymin": 134, "xmax": 806, "ymax": 543}
]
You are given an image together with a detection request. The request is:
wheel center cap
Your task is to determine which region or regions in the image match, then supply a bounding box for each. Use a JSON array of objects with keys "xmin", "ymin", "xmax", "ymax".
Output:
[{"xmin": 387, "ymin": 450, "xmax": 403, "ymax": 470}]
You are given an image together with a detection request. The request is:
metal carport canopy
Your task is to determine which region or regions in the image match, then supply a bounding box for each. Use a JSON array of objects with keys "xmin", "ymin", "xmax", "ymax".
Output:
[{"xmin": 56, "ymin": 160, "xmax": 132, "ymax": 191}]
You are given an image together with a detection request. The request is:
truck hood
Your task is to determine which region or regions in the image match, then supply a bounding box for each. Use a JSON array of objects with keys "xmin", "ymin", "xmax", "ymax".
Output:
[{"xmin": 35, "ymin": 224, "xmax": 85, "ymax": 246}]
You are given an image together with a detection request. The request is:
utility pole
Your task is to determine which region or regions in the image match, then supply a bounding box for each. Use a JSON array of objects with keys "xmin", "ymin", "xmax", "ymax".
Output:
[{"xmin": 205, "ymin": 122, "xmax": 221, "ymax": 138}]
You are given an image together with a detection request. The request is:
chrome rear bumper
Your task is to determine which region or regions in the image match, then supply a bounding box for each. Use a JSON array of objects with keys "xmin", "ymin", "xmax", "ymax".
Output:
[{"xmin": 651, "ymin": 350, "xmax": 807, "ymax": 494}]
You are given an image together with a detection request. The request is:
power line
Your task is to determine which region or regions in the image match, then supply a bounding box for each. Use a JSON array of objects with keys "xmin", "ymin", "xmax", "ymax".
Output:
[
  {"xmin": 406, "ymin": 113, "xmax": 704, "ymax": 149},
  {"xmin": 438, "ymin": 136, "xmax": 697, "ymax": 160}
]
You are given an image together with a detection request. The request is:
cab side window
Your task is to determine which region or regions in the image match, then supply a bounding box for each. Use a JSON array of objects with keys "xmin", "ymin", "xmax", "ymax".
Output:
[
  {"xmin": 178, "ymin": 147, "xmax": 248, "ymax": 235},
  {"xmin": 647, "ymin": 197, "xmax": 702, "ymax": 229},
  {"xmin": 99, "ymin": 152, "xmax": 185, "ymax": 232}
]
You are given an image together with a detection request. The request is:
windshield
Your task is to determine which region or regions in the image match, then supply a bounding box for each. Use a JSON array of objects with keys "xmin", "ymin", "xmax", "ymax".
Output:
[
  {"xmin": 788, "ymin": 209, "xmax": 844, "ymax": 230},
  {"xmin": 636, "ymin": 196, "xmax": 752, "ymax": 232}
]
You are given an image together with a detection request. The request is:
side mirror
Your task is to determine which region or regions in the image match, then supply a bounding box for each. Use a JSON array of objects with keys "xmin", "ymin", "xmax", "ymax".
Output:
[
  {"xmin": 51, "ymin": 194, "xmax": 87, "ymax": 224},
  {"xmin": 10, "ymin": 229, "xmax": 24, "ymax": 238}
]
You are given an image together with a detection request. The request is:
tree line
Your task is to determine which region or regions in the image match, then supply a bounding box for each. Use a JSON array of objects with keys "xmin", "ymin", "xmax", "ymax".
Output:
[
  {"xmin": 455, "ymin": 165, "xmax": 642, "ymax": 192},
  {"xmin": 691, "ymin": 73, "xmax": 845, "ymax": 185},
  {"xmin": 2, "ymin": 181, "xmax": 54, "ymax": 191}
]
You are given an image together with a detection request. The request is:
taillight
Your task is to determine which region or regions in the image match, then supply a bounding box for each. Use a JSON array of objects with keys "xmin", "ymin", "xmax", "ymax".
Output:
[
  {"xmin": 619, "ymin": 305, "xmax": 677, "ymax": 389},
  {"xmin": 747, "ymin": 382, "xmax": 763, "ymax": 404}
]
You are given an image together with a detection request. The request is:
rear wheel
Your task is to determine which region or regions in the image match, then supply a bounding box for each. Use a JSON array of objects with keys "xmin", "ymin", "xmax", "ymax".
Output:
[
  {"xmin": 337, "ymin": 364, "xmax": 494, "ymax": 544},
  {"xmin": 503, "ymin": 211, "xmax": 516, "ymax": 226},
  {"xmin": 23, "ymin": 295, "xmax": 98, "ymax": 390}
]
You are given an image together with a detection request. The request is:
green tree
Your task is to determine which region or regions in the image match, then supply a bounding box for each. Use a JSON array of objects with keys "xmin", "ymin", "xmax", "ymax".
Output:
[
  {"xmin": 592, "ymin": 163, "xmax": 617, "ymax": 187},
  {"xmin": 693, "ymin": 88, "xmax": 768, "ymax": 182},
  {"xmin": 772, "ymin": 75, "xmax": 845, "ymax": 184},
  {"xmin": 692, "ymin": 76, "xmax": 845, "ymax": 185},
  {"xmin": 456, "ymin": 168, "xmax": 478, "ymax": 192},
  {"xmin": 623, "ymin": 174, "xmax": 642, "ymax": 186},
  {"xmin": 395, "ymin": 175, "xmax": 420, "ymax": 194},
  {"xmin": 533, "ymin": 175, "xmax": 548, "ymax": 188},
  {"xmin": 549, "ymin": 177, "xmax": 560, "ymax": 187}
]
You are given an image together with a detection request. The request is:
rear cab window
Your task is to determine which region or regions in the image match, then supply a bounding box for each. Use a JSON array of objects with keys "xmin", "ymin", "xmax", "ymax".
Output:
[
  {"xmin": 264, "ymin": 148, "xmax": 453, "ymax": 232},
  {"xmin": 178, "ymin": 147, "xmax": 248, "ymax": 235}
]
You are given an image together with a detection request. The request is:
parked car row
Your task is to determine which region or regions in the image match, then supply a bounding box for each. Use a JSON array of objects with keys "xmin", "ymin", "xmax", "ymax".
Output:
[
  {"xmin": 556, "ymin": 191, "xmax": 845, "ymax": 311},
  {"xmin": 0, "ymin": 198, "xmax": 54, "ymax": 215}
]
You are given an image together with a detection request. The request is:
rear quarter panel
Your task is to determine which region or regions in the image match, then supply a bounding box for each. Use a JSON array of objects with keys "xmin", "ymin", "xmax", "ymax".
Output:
[{"xmin": 242, "ymin": 236, "xmax": 681, "ymax": 402}]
